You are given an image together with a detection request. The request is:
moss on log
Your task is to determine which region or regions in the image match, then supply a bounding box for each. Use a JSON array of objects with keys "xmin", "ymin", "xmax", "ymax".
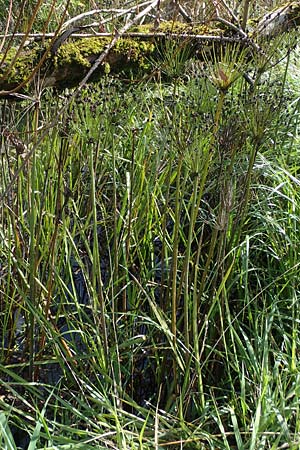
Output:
[
  {"xmin": 0, "ymin": 2, "xmax": 299, "ymax": 96},
  {"xmin": 0, "ymin": 21, "xmax": 226, "ymax": 94}
]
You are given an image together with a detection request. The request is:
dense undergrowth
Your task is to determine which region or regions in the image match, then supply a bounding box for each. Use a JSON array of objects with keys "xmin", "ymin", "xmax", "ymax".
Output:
[{"xmin": 1, "ymin": 40, "xmax": 300, "ymax": 449}]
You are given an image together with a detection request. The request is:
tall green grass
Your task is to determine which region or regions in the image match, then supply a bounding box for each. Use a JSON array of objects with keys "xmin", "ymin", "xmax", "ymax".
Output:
[{"xmin": 1, "ymin": 44, "xmax": 300, "ymax": 448}]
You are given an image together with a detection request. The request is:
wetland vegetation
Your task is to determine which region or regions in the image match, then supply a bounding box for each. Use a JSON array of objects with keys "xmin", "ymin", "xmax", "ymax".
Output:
[{"xmin": 1, "ymin": 1, "xmax": 300, "ymax": 448}]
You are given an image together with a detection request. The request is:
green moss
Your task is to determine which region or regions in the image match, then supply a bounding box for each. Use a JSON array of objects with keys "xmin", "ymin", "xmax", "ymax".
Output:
[
  {"xmin": 131, "ymin": 21, "xmax": 221, "ymax": 35},
  {"xmin": 54, "ymin": 37, "xmax": 110, "ymax": 68},
  {"xmin": 54, "ymin": 36, "xmax": 155, "ymax": 72},
  {"xmin": 114, "ymin": 38, "xmax": 155, "ymax": 69},
  {"xmin": 0, "ymin": 46, "xmax": 40, "ymax": 86}
]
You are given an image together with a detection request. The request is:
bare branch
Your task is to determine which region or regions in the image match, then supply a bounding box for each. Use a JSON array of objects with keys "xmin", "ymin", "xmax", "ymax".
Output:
[
  {"xmin": 61, "ymin": 1, "xmax": 155, "ymax": 30},
  {"xmin": 0, "ymin": 0, "xmax": 13, "ymax": 52}
]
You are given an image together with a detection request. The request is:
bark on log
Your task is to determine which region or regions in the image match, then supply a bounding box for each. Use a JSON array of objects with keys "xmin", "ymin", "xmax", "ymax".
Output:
[{"xmin": 0, "ymin": 2, "xmax": 299, "ymax": 97}]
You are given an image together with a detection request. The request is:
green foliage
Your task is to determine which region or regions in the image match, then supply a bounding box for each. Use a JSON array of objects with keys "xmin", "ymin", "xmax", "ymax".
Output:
[{"xmin": 1, "ymin": 29, "xmax": 300, "ymax": 450}]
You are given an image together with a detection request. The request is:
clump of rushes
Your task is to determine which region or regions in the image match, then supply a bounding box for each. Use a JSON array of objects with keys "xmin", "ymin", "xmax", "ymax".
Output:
[{"xmin": 1, "ymin": 41, "xmax": 300, "ymax": 449}]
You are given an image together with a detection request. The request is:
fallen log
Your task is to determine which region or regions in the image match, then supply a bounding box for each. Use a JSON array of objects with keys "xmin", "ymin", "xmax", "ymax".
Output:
[{"xmin": 0, "ymin": 1, "xmax": 299, "ymax": 97}]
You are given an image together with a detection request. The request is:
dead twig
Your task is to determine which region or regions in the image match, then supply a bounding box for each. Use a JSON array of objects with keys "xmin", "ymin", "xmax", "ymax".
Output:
[{"xmin": 61, "ymin": 0, "xmax": 154, "ymax": 30}]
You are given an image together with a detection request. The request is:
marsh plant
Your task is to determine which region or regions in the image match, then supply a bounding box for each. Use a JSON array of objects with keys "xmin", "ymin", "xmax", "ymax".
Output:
[{"xmin": 1, "ymin": 27, "xmax": 300, "ymax": 450}]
